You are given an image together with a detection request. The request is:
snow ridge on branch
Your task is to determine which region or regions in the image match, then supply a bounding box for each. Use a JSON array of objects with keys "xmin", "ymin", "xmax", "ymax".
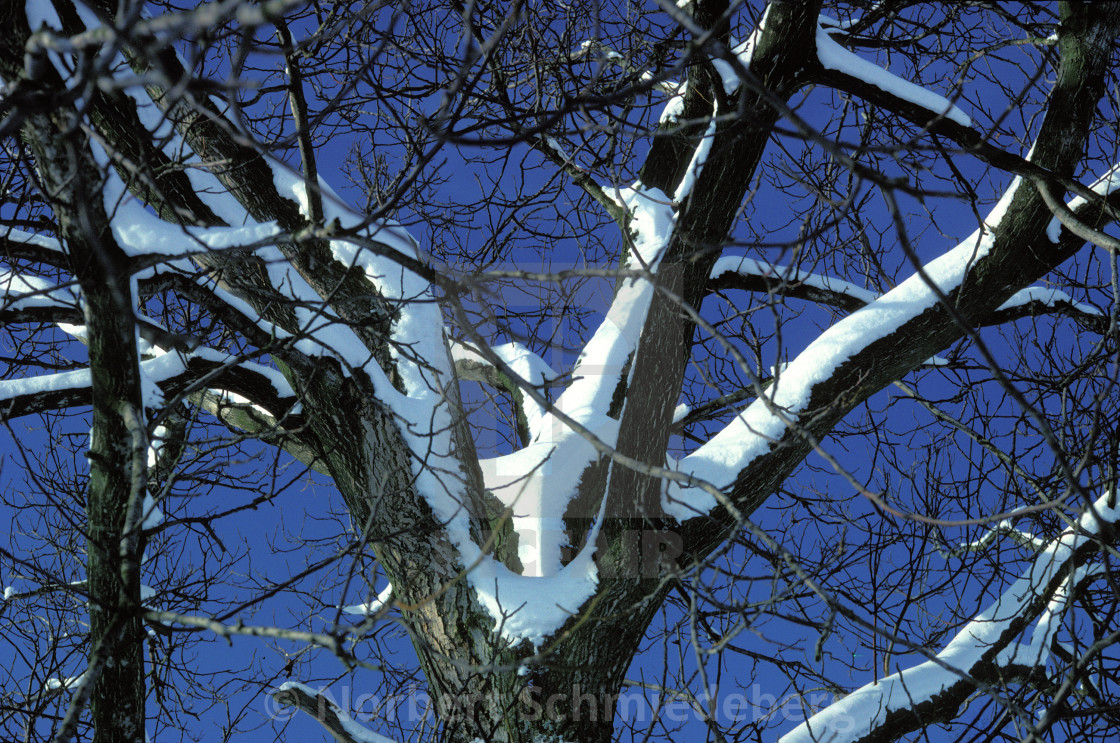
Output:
[{"xmin": 816, "ymin": 15, "xmax": 971, "ymax": 127}]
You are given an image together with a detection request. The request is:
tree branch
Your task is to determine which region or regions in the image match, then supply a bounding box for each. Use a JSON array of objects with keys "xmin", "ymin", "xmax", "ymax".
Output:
[{"xmin": 269, "ymin": 682, "xmax": 399, "ymax": 743}]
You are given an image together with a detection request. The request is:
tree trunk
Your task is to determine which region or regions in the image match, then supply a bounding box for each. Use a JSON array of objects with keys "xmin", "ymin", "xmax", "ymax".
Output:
[{"xmin": 0, "ymin": 10, "xmax": 149, "ymax": 739}]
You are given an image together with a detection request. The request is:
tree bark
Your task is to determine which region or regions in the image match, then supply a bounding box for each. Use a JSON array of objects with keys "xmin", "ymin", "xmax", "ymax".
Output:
[{"xmin": 1, "ymin": 9, "xmax": 148, "ymax": 741}]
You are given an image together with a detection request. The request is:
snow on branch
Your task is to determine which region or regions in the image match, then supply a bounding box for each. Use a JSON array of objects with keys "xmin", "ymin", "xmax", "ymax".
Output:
[
  {"xmin": 107, "ymin": 194, "xmax": 283, "ymax": 260},
  {"xmin": 664, "ymin": 181, "xmax": 1025, "ymax": 519},
  {"xmin": 554, "ymin": 186, "xmax": 675, "ymax": 423},
  {"xmin": 710, "ymin": 256, "xmax": 1106, "ymax": 331},
  {"xmin": 0, "ymin": 346, "xmax": 300, "ymax": 421},
  {"xmin": 450, "ymin": 338, "xmax": 558, "ymax": 443},
  {"xmin": 40, "ymin": 0, "xmax": 492, "ymax": 563},
  {"xmin": 272, "ymin": 682, "xmax": 399, "ymax": 743},
  {"xmin": 1045, "ymin": 161, "xmax": 1120, "ymax": 244},
  {"xmin": 342, "ymin": 583, "xmax": 394, "ymax": 616},
  {"xmin": 710, "ymin": 255, "xmax": 878, "ymax": 309},
  {"xmin": 675, "ymin": 111, "xmax": 717, "ymax": 202},
  {"xmin": 0, "ymin": 270, "xmax": 78, "ymax": 312},
  {"xmin": 451, "ymin": 186, "xmax": 678, "ymax": 642},
  {"xmin": 783, "ymin": 492, "xmax": 1120, "ymax": 743},
  {"xmin": 989, "ymin": 286, "xmax": 1107, "ymax": 332},
  {"xmin": 939, "ymin": 519, "xmax": 1049, "ymax": 559},
  {"xmin": 816, "ymin": 15, "xmax": 971, "ymax": 127},
  {"xmin": 0, "ymin": 227, "xmax": 66, "ymax": 263}
]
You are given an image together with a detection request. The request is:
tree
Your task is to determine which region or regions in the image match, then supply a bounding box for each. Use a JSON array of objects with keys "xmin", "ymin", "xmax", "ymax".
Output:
[{"xmin": 2, "ymin": 0, "xmax": 1120, "ymax": 741}]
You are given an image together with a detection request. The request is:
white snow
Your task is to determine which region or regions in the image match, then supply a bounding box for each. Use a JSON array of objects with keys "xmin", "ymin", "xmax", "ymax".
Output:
[
  {"xmin": 11, "ymin": 0, "xmax": 638, "ymax": 662},
  {"xmin": 2, "ymin": 586, "xmax": 13, "ymax": 600},
  {"xmin": 659, "ymin": 92, "xmax": 686, "ymax": 124},
  {"xmin": 275, "ymin": 682, "xmax": 399, "ymax": 743},
  {"xmin": 268, "ymin": 156, "xmax": 611, "ymax": 645},
  {"xmin": 0, "ymin": 271, "xmax": 78, "ymax": 311},
  {"xmin": 997, "ymin": 286, "xmax": 1100, "ymax": 317},
  {"xmin": 43, "ymin": 672, "xmax": 86, "ymax": 693},
  {"xmin": 713, "ymin": 257, "xmax": 1100, "ymax": 325},
  {"xmin": 675, "ymin": 113, "xmax": 717, "ymax": 201},
  {"xmin": 110, "ymin": 195, "xmax": 282, "ymax": 258},
  {"xmin": 481, "ymin": 416, "xmax": 618, "ymax": 577},
  {"xmin": 555, "ymin": 185, "xmax": 674, "ymax": 425},
  {"xmin": 0, "ymin": 365, "xmax": 93, "ymax": 403},
  {"xmin": 0, "ymin": 227, "xmax": 64, "ymax": 254},
  {"xmin": 710, "ymin": 256, "xmax": 879, "ymax": 305},
  {"xmin": 146, "ymin": 424, "xmax": 167, "ymax": 470},
  {"xmin": 0, "ymin": 343, "xmax": 295, "ymax": 417},
  {"xmin": 1046, "ymin": 161, "xmax": 1120, "ymax": 242},
  {"xmin": 450, "ymin": 339, "xmax": 558, "ymax": 441},
  {"xmin": 343, "ymin": 583, "xmax": 394, "ymax": 615},
  {"xmin": 457, "ymin": 185, "xmax": 676, "ymax": 642},
  {"xmin": 941, "ymin": 519, "xmax": 1049, "ymax": 559},
  {"xmin": 816, "ymin": 17, "xmax": 971, "ymax": 127},
  {"xmin": 140, "ymin": 494, "xmax": 164, "ymax": 530},
  {"xmin": 713, "ymin": 7, "xmax": 767, "ymax": 95},
  {"xmin": 465, "ymin": 524, "xmax": 604, "ymax": 648}
]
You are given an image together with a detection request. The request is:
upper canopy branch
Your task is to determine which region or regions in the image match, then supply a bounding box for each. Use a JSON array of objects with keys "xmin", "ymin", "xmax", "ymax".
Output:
[
  {"xmin": 806, "ymin": 10, "xmax": 1120, "ymax": 229},
  {"xmin": 708, "ymin": 257, "xmax": 1110, "ymax": 334},
  {"xmin": 665, "ymin": 3, "xmax": 1120, "ymax": 551}
]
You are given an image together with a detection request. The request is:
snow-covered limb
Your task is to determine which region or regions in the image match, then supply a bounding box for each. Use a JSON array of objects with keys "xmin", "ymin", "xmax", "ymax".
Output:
[
  {"xmin": 666, "ymin": 143, "xmax": 1120, "ymax": 520},
  {"xmin": 342, "ymin": 583, "xmax": 394, "ymax": 616},
  {"xmin": 783, "ymin": 492, "xmax": 1120, "ymax": 743},
  {"xmin": 432, "ymin": 186, "xmax": 678, "ymax": 641},
  {"xmin": 0, "ymin": 226, "xmax": 65, "ymax": 256},
  {"xmin": 710, "ymin": 255, "xmax": 878, "ymax": 309},
  {"xmin": 0, "ymin": 345, "xmax": 301, "ymax": 421},
  {"xmin": 710, "ymin": 256, "xmax": 1104, "ymax": 330},
  {"xmin": 0, "ymin": 270, "xmax": 78, "ymax": 311},
  {"xmin": 713, "ymin": 11, "xmax": 765, "ymax": 96},
  {"xmin": 108, "ymin": 197, "xmax": 283, "ymax": 259},
  {"xmin": 469, "ymin": 188, "xmax": 674, "ymax": 585},
  {"xmin": 664, "ymin": 180, "xmax": 1017, "ymax": 518},
  {"xmin": 1045, "ymin": 161, "xmax": 1120, "ymax": 245},
  {"xmin": 12, "ymin": 672, "xmax": 91, "ymax": 708},
  {"xmin": 407, "ymin": 183, "xmax": 685, "ymax": 642},
  {"xmin": 272, "ymin": 682, "xmax": 399, "ymax": 743},
  {"xmin": 675, "ymin": 110, "xmax": 717, "ymax": 202},
  {"xmin": 999, "ymin": 287, "xmax": 1098, "ymax": 317},
  {"xmin": 988, "ymin": 286, "xmax": 1107, "ymax": 332},
  {"xmin": 939, "ymin": 519, "xmax": 1049, "ymax": 559},
  {"xmin": 816, "ymin": 15, "xmax": 971, "ymax": 127},
  {"xmin": 555, "ymin": 186, "xmax": 675, "ymax": 423}
]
